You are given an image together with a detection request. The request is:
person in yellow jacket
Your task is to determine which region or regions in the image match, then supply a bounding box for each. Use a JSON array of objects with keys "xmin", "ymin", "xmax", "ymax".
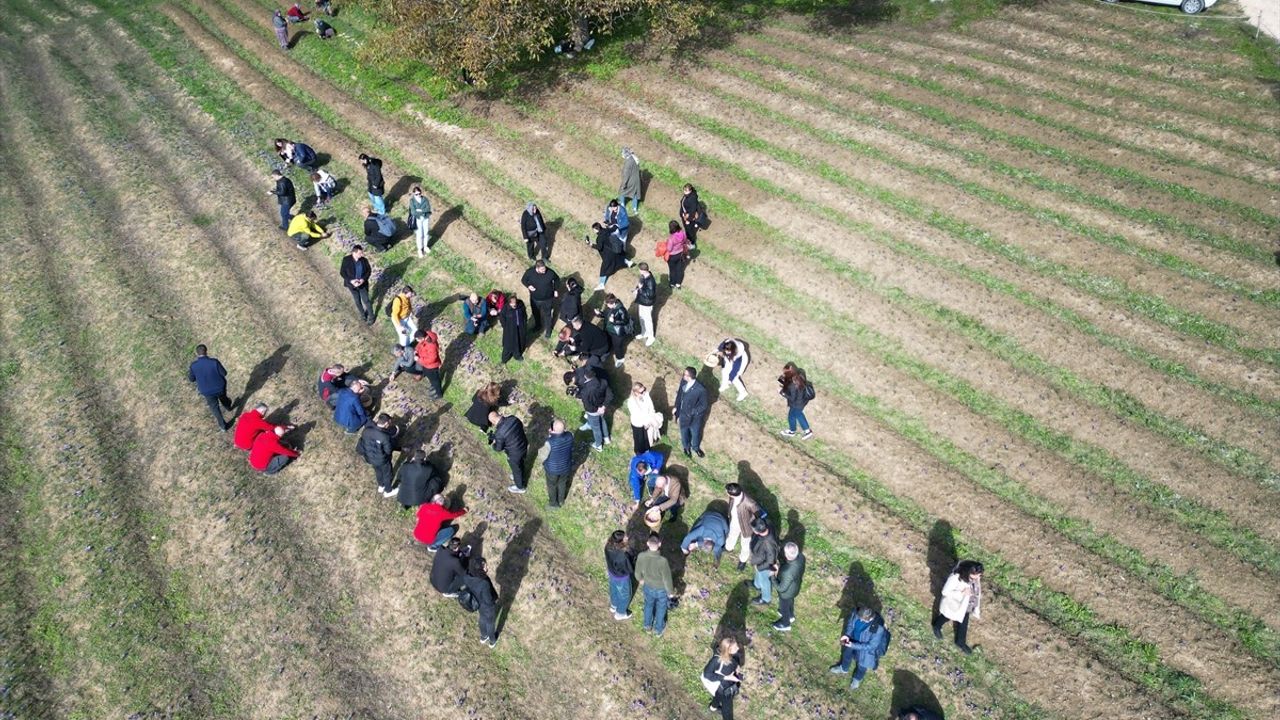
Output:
[
  {"xmin": 390, "ymin": 287, "xmax": 418, "ymax": 346},
  {"xmin": 287, "ymin": 210, "xmax": 328, "ymax": 250}
]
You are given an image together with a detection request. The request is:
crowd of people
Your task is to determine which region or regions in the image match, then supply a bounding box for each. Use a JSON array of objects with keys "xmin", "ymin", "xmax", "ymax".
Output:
[{"xmin": 193, "ymin": 96, "xmax": 967, "ymax": 716}]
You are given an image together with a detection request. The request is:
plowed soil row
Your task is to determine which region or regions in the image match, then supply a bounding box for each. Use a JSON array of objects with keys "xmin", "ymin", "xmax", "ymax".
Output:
[{"xmin": 195, "ymin": 0, "xmax": 1276, "ymax": 712}]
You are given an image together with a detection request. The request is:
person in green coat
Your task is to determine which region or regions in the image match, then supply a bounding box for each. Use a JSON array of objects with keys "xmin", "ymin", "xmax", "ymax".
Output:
[
  {"xmin": 772, "ymin": 541, "xmax": 805, "ymax": 631},
  {"xmin": 408, "ymin": 185, "xmax": 433, "ymax": 257},
  {"xmin": 618, "ymin": 147, "xmax": 641, "ymax": 213}
]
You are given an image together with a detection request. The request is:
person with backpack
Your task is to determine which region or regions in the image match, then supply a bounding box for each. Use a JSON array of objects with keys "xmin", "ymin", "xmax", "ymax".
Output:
[
  {"xmin": 576, "ymin": 362, "xmax": 613, "ymax": 451},
  {"xmin": 396, "ymin": 449, "xmax": 442, "ymax": 509},
  {"xmin": 635, "ymin": 534, "xmax": 673, "ymax": 637},
  {"xmin": 358, "ymin": 413, "xmax": 402, "ymax": 497},
  {"xmin": 748, "ymin": 518, "xmax": 779, "ymax": 605},
  {"xmin": 360, "ymin": 206, "xmax": 395, "ymax": 251},
  {"xmin": 464, "ymin": 557, "xmax": 500, "ymax": 648},
  {"xmin": 633, "ymin": 263, "xmax": 657, "ymax": 346},
  {"xmin": 598, "ymin": 294, "xmax": 632, "ymax": 367},
  {"xmin": 286, "ymin": 210, "xmax": 328, "ymax": 250},
  {"xmin": 272, "ymin": 9, "xmax": 290, "ymax": 50},
  {"xmin": 521, "ymin": 260, "xmax": 560, "ymax": 339},
  {"xmin": 724, "ymin": 483, "xmax": 760, "ymax": 571},
  {"xmin": 702, "ymin": 637, "xmax": 743, "ymax": 719},
  {"xmin": 430, "ymin": 538, "xmax": 470, "ymax": 597},
  {"xmin": 830, "ymin": 606, "xmax": 890, "ymax": 690},
  {"xmin": 664, "ymin": 220, "xmax": 690, "ymax": 289},
  {"xmin": 933, "ymin": 560, "xmax": 983, "ymax": 655},
  {"xmin": 408, "ymin": 185, "xmax": 432, "ymax": 257},
  {"xmin": 773, "ymin": 542, "xmax": 805, "ymax": 632},
  {"xmin": 188, "ymin": 344, "xmax": 234, "ymax": 431},
  {"xmin": 413, "ymin": 327, "xmax": 444, "ymax": 400},
  {"xmin": 679, "ymin": 184, "xmax": 702, "ymax": 249},
  {"xmin": 358, "ymin": 153, "xmax": 386, "ymax": 213},
  {"xmin": 499, "ymin": 296, "xmax": 527, "ymax": 364},
  {"xmin": 489, "ymin": 410, "xmax": 529, "ymax": 494},
  {"xmin": 626, "ymin": 382, "xmax": 662, "ymax": 454},
  {"xmin": 413, "ymin": 494, "xmax": 467, "ymax": 551},
  {"xmin": 604, "ymin": 530, "xmax": 635, "ymax": 619},
  {"xmin": 717, "ymin": 338, "xmax": 750, "ymax": 402},
  {"xmin": 310, "ymin": 169, "xmax": 337, "ymax": 207},
  {"xmin": 268, "ymin": 170, "xmax": 296, "ymax": 231},
  {"xmin": 389, "ymin": 287, "xmax": 418, "ymax": 346},
  {"xmin": 538, "ymin": 419, "xmax": 574, "ymax": 508},
  {"xmin": 592, "ymin": 222, "xmax": 630, "ymax": 292},
  {"xmin": 602, "ymin": 198, "xmax": 630, "ymax": 250},
  {"xmin": 248, "ymin": 425, "xmax": 300, "ymax": 475},
  {"xmin": 681, "ymin": 507, "xmax": 729, "ymax": 565},
  {"xmin": 339, "ymin": 245, "xmax": 374, "ymax": 325},
  {"xmin": 333, "ymin": 380, "xmax": 370, "ymax": 434},
  {"xmin": 618, "ymin": 147, "xmax": 641, "ymax": 213},
  {"xmin": 520, "ymin": 202, "xmax": 549, "ymax": 261},
  {"xmin": 778, "ymin": 362, "xmax": 815, "ymax": 439}
]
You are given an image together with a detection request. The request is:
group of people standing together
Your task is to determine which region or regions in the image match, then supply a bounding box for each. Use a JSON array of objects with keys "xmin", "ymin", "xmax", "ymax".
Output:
[{"xmin": 189, "ymin": 128, "xmax": 973, "ymax": 717}]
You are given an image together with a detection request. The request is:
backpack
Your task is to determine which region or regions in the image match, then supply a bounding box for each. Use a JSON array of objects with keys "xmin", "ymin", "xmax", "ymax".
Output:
[
  {"xmin": 373, "ymin": 213, "xmax": 395, "ymax": 237},
  {"xmin": 803, "ymin": 382, "xmax": 816, "ymax": 402},
  {"xmin": 696, "ymin": 202, "xmax": 711, "ymax": 230},
  {"xmin": 456, "ymin": 588, "xmax": 480, "ymax": 613},
  {"xmin": 405, "ymin": 212, "xmax": 417, "ymax": 231},
  {"xmin": 654, "ymin": 239, "xmax": 669, "ymax": 260}
]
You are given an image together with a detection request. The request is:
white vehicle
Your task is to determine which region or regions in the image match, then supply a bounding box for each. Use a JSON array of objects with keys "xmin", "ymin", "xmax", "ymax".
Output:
[{"xmin": 1102, "ymin": 0, "xmax": 1218, "ymax": 14}]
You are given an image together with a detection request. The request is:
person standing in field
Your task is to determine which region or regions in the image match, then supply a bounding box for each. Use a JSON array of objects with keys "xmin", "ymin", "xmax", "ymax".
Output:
[
  {"xmin": 520, "ymin": 202, "xmax": 549, "ymax": 261},
  {"xmin": 358, "ymin": 413, "xmax": 402, "ymax": 498},
  {"xmin": 248, "ymin": 425, "xmax": 300, "ymax": 475},
  {"xmin": 600, "ymin": 294, "xmax": 632, "ymax": 367},
  {"xmin": 408, "ymin": 185, "xmax": 432, "ymax": 257},
  {"xmin": 576, "ymin": 361, "xmax": 612, "ymax": 451},
  {"xmin": 333, "ymin": 379, "xmax": 370, "ymax": 434},
  {"xmin": 702, "ymin": 637, "xmax": 743, "ymax": 720},
  {"xmin": 287, "ymin": 210, "xmax": 328, "ymax": 250},
  {"xmin": 680, "ymin": 183, "xmax": 701, "ymax": 249},
  {"xmin": 626, "ymin": 382, "xmax": 662, "ymax": 454},
  {"xmin": 339, "ymin": 245, "xmax": 374, "ymax": 325},
  {"xmin": 773, "ymin": 542, "xmax": 805, "ymax": 632},
  {"xmin": 933, "ymin": 560, "xmax": 983, "ymax": 655},
  {"xmin": 272, "ymin": 10, "xmax": 290, "ymax": 50},
  {"xmin": 521, "ymin": 260, "xmax": 560, "ymax": 339},
  {"xmin": 633, "ymin": 262, "xmax": 657, "ymax": 346},
  {"xmin": 724, "ymin": 483, "xmax": 760, "ymax": 571},
  {"xmin": 489, "ymin": 410, "xmax": 529, "ymax": 494},
  {"xmin": 748, "ymin": 518, "xmax": 779, "ymax": 606},
  {"xmin": 465, "ymin": 557, "xmax": 500, "ymax": 648},
  {"xmin": 605, "ymin": 530, "xmax": 635, "ymax": 620},
  {"xmin": 539, "ymin": 419, "xmax": 574, "ymax": 508},
  {"xmin": 664, "ymin": 220, "xmax": 690, "ymax": 290},
  {"xmin": 830, "ymin": 606, "xmax": 890, "ymax": 690},
  {"xmin": 602, "ymin": 198, "xmax": 630, "ymax": 251},
  {"xmin": 619, "ymin": 147, "xmax": 641, "ymax": 213},
  {"xmin": 358, "ymin": 153, "xmax": 386, "ymax": 213},
  {"xmin": 717, "ymin": 338, "xmax": 750, "ymax": 402},
  {"xmin": 233, "ymin": 403, "xmax": 274, "ymax": 450},
  {"xmin": 499, "ymin": 296, "xmax": 528, "ymax": 364},
  {"xmin": 188, "ymin": 344, "xmax": 234, "ymax": 431},
  {"xmin": 268, "ymin": 170, "xmax": 296, "ymax": 231},
  {"xmin": 636, "ymin": 534, "xmax": 674, "ymax": 637},
  {"xmin": 779, "ymin": 362, "xmax": 815, "ymax": 439},
  {"xmin": 674, "ymin": 366, "xmax": 708, "ymax": 458},
  {"xmin": 414, "ymin": 493, "xmax": 467, "ymax": 551},
  {"xmin": 389, "ymin": 287, "xmax": 418, "ymax": 347},
  {"xmin": 413, "ymin": 327, "xmax": 444, "ymax": 400}
]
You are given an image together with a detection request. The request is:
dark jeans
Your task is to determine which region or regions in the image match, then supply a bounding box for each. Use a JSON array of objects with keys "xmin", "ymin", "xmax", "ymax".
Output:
[
  {"xmin": 525, "ymin": 232, "xmax": 548, "ymax": 261},
  {"xmin": 682, "ymin": 220, "xmax": 698, "ymax": 247},
  {"xmin": 278, "ymin": 202, "xmax": 292, "ymax": 230},
  {"xmin": 778, "ymin": 596, "xmax": 795, "ymax": 625},
  {"xmin": 507, "ymin": 451, "xmax": 527, "ymax": 489},
  {"xmin": 837, "ymin": 645, "xmax": 870, "ymax": 679},
  {"xmin": 667, "ymin": 253, "xmax": 687, "ymax": 286},
  {"xmin": 933, "ymin": 612, "xmax": 970, "ymax": 647},
  {"xmin": 631, "ymin": 424, "xmax": 650, "ymax": 454},
  {"xmin": 530, "ymin": 298, "xmax": 555, "ymax": 336},
  {"xmin": 710, "ymin": 685, "xmax": 735, "ymax": 720},
  {"xmin": 423, "ymin": 367, "xmax": 443, "ymax": 398},
  {"xmin": 202, "ymin": 392, "xmax": 233, "ymax": 430},
  {"xmin": 263, "ymin": 454, "xmax": 292, "ymax": 475},
  {"xmin": 679, "ymin": 416, "xmax": 704, "ymax": 453},
  {"xmin": 348, "ymin": 285, "xmax": 372, "ymax": 321},
  {"xmin": 372, "ymin": 460, "xmax": 393, "ymax": 492},
  {"xmin": 610, "ymin": 332, "xmax": 628, "ymax": 360},
  {"xmin": 545, "ymin": 471, "xmax": 570, "ymax": 507},
  {"xmin": 479, "ymin": 605, "xmax": 498, "ymax": 641}
]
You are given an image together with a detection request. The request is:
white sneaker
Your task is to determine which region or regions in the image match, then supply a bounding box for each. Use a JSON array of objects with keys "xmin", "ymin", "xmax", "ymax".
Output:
[
  {"xmin": 508, "ymin": 484, "xmax": 527, "ymax": 494},
  {"xmin": 780, "ymin": 429, "xmax": 796, "ymax": 437},
  {"xmin": 604, "ymin": 437, "xmax": 612, "ymax": 445},
  {"xmin": 736, "ymin": 393, "xmax": 749, "ymax": 402},
  {"xmin": 802, "ymin": 430, "xmax": 814, "ymax": 440},
  {"xmin": 614, "ymin": 358, "xmax": 624, "ymax": 367},
  {"xmin": 418, "ymin": 250, "xmax": 424, "ymax": 258},
  {"xmin": 594, "ymin": 284, "xmax": 606, "ymax": 291},
  {"xmin": 383, "ymin": 488, "xmax": 399, "ymax": 498},
  {"xmin": 613, "ymin": 611, "xmax": 633, "ymax": 620},
  {"xmin": 634, "ymin": 334, "xmax": 644, "ymax": 339},
  {"xmin": 592, "ymin": 444, "xmax": 604, "ymax": 452},
  {"xmin": 644, "ymin": 337, "xmax": 655, "ymax": 347}
]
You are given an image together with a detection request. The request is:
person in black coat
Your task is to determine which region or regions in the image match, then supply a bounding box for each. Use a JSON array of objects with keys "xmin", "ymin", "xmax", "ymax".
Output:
[
  {"xmin": 464, "ymin": 557, "xmax": 500, "ymax": 647},
  {"xmin": 396, "ymin": 449, "xmax": 442, "ymax": 509},
  {"xmin": 188, "ymin": 344, "xmax": 234, "ymax": 431},
  {"xmin": 360, "ymin": 206, "xmax": 394, "ymax": 251},
  {"xmin": 674, "ymin": 366, "xmax": 709, "ymax": 458},
  {"xmin": 570, "ymin": 316, "xmax": 610, "ymax": 366},
  {"xmin": 499, "ymin": 297, "xmax": 527, "ymax": 364},
  {"xmin": 489, "ymin": 410, "xmax": 528, "ymax": 494},
  {"xmin": 359, "ymin": 153, "xmax": 386, "ymax": 213},
  {"xmin": 268, "ymin": 170, "xmax": 296, "ymax": 231},
  {"xmin": 339, "ymin": 246, "xmax": 375, "ymax": 324},
  {"xmin": 559, "ymin": 277, "xmax": 584, "ymax": 326},
  {"xmin": 592, "ymin": 222, "xmax": 630, "ymax": 292},
  {"xmin": 520, "ymin": 202, "xmax": 549, "ymax": 261},
  {"xmin": 429, "ymin": 538, "xmax": 470, "ymax": 597},
  {"xmin": 680, "ymin": 183, "xmax": 701, "ymax": 249},
  {"xmin": 520, "ymin": 260, "xmax": 560, "ymax": 338},
  {"xmin": 465, "ymin": 382, "xmax": 502, "ymax": 432},
  {"xmin": 358, "ymin": 413, "xmax": 401, "ymax": 497}
]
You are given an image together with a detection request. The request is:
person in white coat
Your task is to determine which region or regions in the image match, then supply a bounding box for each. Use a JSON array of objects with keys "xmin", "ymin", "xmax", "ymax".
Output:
[
  {"xmin": 932, "ymin": 560, "xmax": 983, "ymax": 654},
  {"xmin": 716, "ymin": 338, "xmax": 750, "ymax": 401},
  {"xmin": 626, "ymin": 382, "xmax": 663, "ymax": 454}
]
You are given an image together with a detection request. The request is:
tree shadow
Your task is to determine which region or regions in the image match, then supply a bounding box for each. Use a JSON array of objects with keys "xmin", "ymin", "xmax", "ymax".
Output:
[
  {"xmin": 239, "ymin": 343, "xmax": 291, "ymax": 408},
  {"xmin": 496, "ymin": 517, "xmax": 541, "ymax": 635},
  {"xmin": 927, "ymin": 520, "xmax": 956, "ymax": 617},
  {"xmin": 459, "ymin": 520, "xmax": 488, "ymax": 566},
  {"xmin": 373, "ymin": 257, "xmax": 413, "ymax": 308},
  {"xmin": 783, "ymin": 509, "xmax": 806, "ymax": 552},
  {"xmin": 837, "ymin": 560, "xmax": 881, "ymax": 626},
  {"xmin": 386, "ymin": 174, "xmax": 422, "ymax": 208},
  {"xmin": 736, "ymin": 461, "xmax": 780, "ymax": 529},
  {"xmin": 890, "ymin": 669, "xmax": 945, "ymax": 719},
  {"xmin": 714, "ymin": 582, "xmax": 751, "ymax": 655}
]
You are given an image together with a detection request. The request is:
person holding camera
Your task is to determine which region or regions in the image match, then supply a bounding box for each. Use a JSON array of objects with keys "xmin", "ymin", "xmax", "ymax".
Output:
[
  {"xmin": 702, "ymin": 637, "xmax": 743, "ymax": 719},
  {"xmin": 830, "ymin": 606, "xmax": 890, "ymax": 690}
]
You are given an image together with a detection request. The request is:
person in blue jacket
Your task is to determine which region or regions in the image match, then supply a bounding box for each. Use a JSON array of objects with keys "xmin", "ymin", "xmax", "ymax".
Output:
[
  {"xmin": 460, "ymin": 293, "xmax": 490, "ymax": 335},
  {"xmin": 188, "ymin": 344, "xmax": 234, "ymax": 431},
  {"xmin": 830, "ymin": 606, "xmax": 890, "ymax": 690},
  {"xmin": 628, "ymin": 450, "xmax": 664, "ymax": 506},
  {"xmin": 681, "ymin": 508, "xmax": 729, "ymax": 566},
  {"xmin": 333, "ymin": 380, "xmax": 370, "ymax": 434}
]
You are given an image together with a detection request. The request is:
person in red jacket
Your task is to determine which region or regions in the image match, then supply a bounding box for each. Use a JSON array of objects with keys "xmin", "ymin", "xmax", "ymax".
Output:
[
  {"xmin": 233, "ymin": 403, "xmax": 275, "ymax": 450},
  {"xmin": 248, "ymin": 425, "xmax": 300, "ymax": 475},
  {"xmin": 413, "ymin": 494, "xmax": 467, "ymax": 551},
  {"xmin": 413, "ymin": 327, "xmax": 445, "ymax": 399}
]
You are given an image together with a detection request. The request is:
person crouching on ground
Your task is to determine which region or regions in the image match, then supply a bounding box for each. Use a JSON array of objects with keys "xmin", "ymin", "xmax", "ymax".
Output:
[{"xmin": 248, "ymin": 425, "xmax": 299, "ymax": 475}]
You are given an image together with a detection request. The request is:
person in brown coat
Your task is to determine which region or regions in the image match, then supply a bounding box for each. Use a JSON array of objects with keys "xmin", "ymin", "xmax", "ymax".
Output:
[
  {"xmin": 645, "ymin": 474, "xmax": 685, "ymax": 522},
  {"xmin": 725, "ymin": 482, "xmax": 759, "ymax": 572}
]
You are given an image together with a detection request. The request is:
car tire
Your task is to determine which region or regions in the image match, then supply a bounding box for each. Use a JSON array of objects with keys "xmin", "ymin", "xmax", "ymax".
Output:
[{"xmin": 1180, "ymin": 0, "xmax": 1204, "ymax": 13}]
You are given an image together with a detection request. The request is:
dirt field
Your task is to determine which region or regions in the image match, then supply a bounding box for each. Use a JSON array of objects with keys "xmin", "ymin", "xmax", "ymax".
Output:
[{"xmin": 1, "ymin": 0, "xmax": 1277, "ymax": 718}]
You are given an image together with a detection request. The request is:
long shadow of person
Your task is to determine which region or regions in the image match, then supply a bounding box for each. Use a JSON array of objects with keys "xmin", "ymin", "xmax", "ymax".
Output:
[
  {"xmin": 372, "ymin": 257, "xmax": 413, "ymax": 309},
  {"xmin": 783, "ymin": 509, "xmax": 806, "ymax": 552},
  {"xmin": 890, "ymin": 669, "xmax": 945, "ymax": 719},
  {"xmin": 527, "ymin": 404, "xmax": 555, "ymax": 450},
  {"xmin": 428, "ymin": 441, "xmax": 454, "ymax": 479},
  {"xmin": 650, "ymin": 375, "xmax": 671, "ymax": 428},
  {"xmin": 430, "ymin": 204, "xmax": 464, "ymax": 243},
  {"xmin": 442, "ymin": 330, "xmax": 477, "ymax": 389},
  {"xmin": 385, "ymin": 175, "xmax": 423, "ymax": 208},
  {"xmin": 288, "ymin": 421, "xmax": 317, "ymax": 452},
  {"xmin": 406, "ymin": 403, "xmax": 452, "ymax": 449},
  {"xmin": 837, "ymin": 560, "xmax": 882, "ymax": 626},
  {"xmin": 658, "ymin": 508, "xmax": 690, "ymax": 596},
  {"xmin": 927, "ymin": 520, "xmax": 956, "ymax": 618},
  {"xmin": 458, "ymin": 520, "xmax": 488, "ymax": 566},
  {"xmin": 239, "ymin": 343, "xmax": 291, "ymax": 408},
  {"xmin": 714, "ymin": 582, "xmax": 751, "ymax": 655},
  {"xmin": 496, "ymin": 517, "xmax": 541, "ymax": 636},
  {"xmin": 736, "ymin": 461, "xmax": 780, "ymax": 527},
  {"xmin": 545, "ymin": 217, "xmax": 564, "ymax": 259},
  {"xmin": 264, "ymin": 399, "xmax": 299, "ymax": 425}
]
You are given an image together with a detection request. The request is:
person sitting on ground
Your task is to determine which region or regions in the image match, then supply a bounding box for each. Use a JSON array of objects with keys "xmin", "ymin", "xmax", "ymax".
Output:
[
  {"xmin": 316, "ymin": 363, "xmax": 348, "ymax": 407},
  {"xmin": 387, "ymin": 344, "xmax": 425, "ymax": 385},
  {"xmin": 316, "ymin": 0, "xmax": 334, "ymax": 16},
  {"xmin": 314, "ymin": 17, "xmax": 335, "ymax": 39},
  {"xmin": 461, "ymin": 293, "xmax": 490, "ymax": 335},
  {"xmin": 430, "ymin": 537, "xmax": 471, "ymax": 597},
  {"xmin": 310, "ymin": 169, "xmax": 337, "ymax": 207},
  {"xmin": 397, "ymin": 449, "xmax": 442, "ymax": 509},
  {"xmin": 681, "ymin": 508, "xmax": 729, "ymax": 566},
  {"xmin": 553, "ymin": 325, "xmax": 576, "ymax": 359},
  {"xmin": 645, "ymin": 474, "xmax": 685, "ymax": 522},
  {"xmin": 286, "ymin": 2, "xmax": 308, "ymax": 22},
  {"xmin": 287, "ymin": 210, "xmax": 328, "ymax": 250},
  {"xmin": 465, "ymin": 382, "xmax": 501, "ymax": 432},
  {"xmin": 233, "ymin": 402, "xmax": 275, "ymax": 451},
  {"xmin": 360, "ymin": 206, "xmax": 394, "ymax": 251},
  {"xmin": 333, "ymin": 379, "xmax": 370, "ymax": 434},
  {"xmin": 413, "ymin": 493, "xmax": 467, "ymax": 551},
  {"xmin": 248, "ymin": 425, "xmax": 300, "ymax": 475},
  {"xmin": 628, "ymin": 450, "xmax": 664, "ymax": 507}
]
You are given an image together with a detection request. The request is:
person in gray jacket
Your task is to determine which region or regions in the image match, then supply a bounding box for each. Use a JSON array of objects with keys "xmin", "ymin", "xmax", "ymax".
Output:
[
  {"xmin": 618, "ymin": 147, "xmax": 641, "ymax": 213},
  {"xmin": 748, "ymin": 518, "xmax": 779, "ymax": 605}
]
